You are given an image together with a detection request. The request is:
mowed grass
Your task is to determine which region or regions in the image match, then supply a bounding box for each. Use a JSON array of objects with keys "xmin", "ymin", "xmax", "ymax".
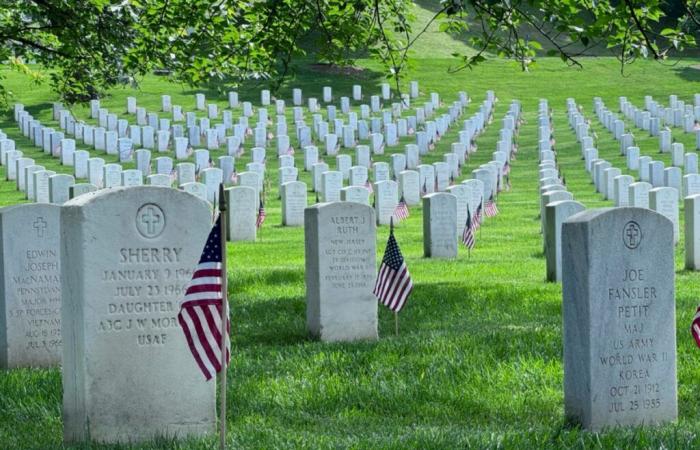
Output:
[{"xmin": 1, "ymin": 56, "xmax": 700, "ymax": 449}]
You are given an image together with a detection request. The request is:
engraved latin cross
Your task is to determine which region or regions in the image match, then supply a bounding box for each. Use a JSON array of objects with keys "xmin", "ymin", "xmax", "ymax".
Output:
[
  {"xmin": 33, "ymin": 217, "xmax": 47, "ymax": 238},
  {"xmin": 626, "ymin": 223, "xmax": 640, "ymax": 248},
  {"xmin": 141, "ymin": 207, "xmax": 161, "ymax": 235}
]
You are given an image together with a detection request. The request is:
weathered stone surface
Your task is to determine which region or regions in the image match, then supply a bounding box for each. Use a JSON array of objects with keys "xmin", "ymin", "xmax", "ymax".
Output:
[
  {"xmin": 629, "ymin": 182, "xmax": 652, "ymax": 209},
  {"xmin": 304, "ymin": 202, "xmax": 377, "ymax": 342},
  {"xmin": 562, "ymin": 207, "xmax": 676, "ymax": 431},
  {"xmin": 649, "ymin": 187, "xmax": 679, "ymax": 244},
  {"xmin": 374, "ymin": 180, "xmax": 398, "ymax": 225},
  {"xmin": 684, "ymin": 194, "xmax": 700, "ymax": 270},
  {"xmin": 281, "ymin": 181, "xmax": 307, "ymax": 226},
  {"xmin": 422, "ymin": 193, "xmax": 457, "ymax": 258},
  {"xmin": 0, "ymin": 204, "xmax": 61, "ymax": 368},
  {"xmin": 544, "ymin": 200, "xmax": 584, "ymax": 282},
  {"xmin": 226, "ymin": 186, "xmax": 256, "ymax": 241},
  {"xmin": 61, "ymin": 187, "xmax": 215, "ymax": 443}
]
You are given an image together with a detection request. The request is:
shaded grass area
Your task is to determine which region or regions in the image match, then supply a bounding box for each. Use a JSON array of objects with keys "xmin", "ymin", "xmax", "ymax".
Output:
[{"xmin": 1, "ymin": 57, "xmax": 700, "ymax": 448}]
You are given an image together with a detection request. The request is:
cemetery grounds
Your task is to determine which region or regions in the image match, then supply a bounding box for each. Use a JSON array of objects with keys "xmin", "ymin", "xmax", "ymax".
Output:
[{"xmin": 1, "ymin": 56, "xmax": 700, "ymax": 448}]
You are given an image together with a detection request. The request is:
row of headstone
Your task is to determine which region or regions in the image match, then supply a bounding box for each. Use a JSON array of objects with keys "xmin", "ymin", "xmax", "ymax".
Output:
[
  {"xmin": 7, "ymin": 87, "xmax": 504, "ymax": 251},
  {"xmin": 539, "ymin": 99, "xmax": 585, "ymax": 282},
  {"xmin": 4, "ymin": 110, "xmax": 245, "ymax": 207},
  {"xmin": 568, "ymin": 99, "xmax": 681, "ymax": 245}
]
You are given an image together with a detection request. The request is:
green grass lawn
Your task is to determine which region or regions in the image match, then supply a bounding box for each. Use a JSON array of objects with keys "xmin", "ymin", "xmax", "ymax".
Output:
[{"xmin": 2, "ymin": 56, "xmax": 700, "ymax": 449}]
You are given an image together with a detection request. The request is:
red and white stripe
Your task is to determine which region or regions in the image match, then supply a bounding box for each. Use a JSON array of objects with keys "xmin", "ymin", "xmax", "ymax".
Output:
[
  {"xmin": 374, "ymin": 260, "xmax": 413, "ymax": 312},
  {"xmin": 177, "ymin": 262, "xmax": 230, "ymax": 381}
]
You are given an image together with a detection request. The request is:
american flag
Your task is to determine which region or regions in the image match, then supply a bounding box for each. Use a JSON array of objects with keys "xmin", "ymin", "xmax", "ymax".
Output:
[
  {"xmin": 474, "ymin": 201, "xmax": 483, "ymax": 228},
  {"xmin": 373, "ymin": 228, "xmax": 413, "ymax": 313},
  {"xmin": 394, "ymin": 196, "xmax": 409, "ymax": 221},
  {"xmin": 692, "ymin": 306, "xmax": 700, "ymax": 348},
  {"xmin": 177, "ymin": 215, "xmax": 230, "ymax": 381},
  {"xmin": 485, "ymin": 194, "xmax": 499, "ymax": 217},
  {"xmin": 230, "ymin": 168, "xmax": 239, "ymax": 184},
  {"xmin": 256, "ymin": 199, "xmax": 266, "ymax": 228},
  {"xmin": 462, "ymin": 208, "xmax": 476, "ymax": 250},
  {"xmin": 286, "ymin": 147, "xmax": 295, "ymax": 156},
  {"xmin": 365, "ymin": 180, "xmax": 374, "ymax": 194}
]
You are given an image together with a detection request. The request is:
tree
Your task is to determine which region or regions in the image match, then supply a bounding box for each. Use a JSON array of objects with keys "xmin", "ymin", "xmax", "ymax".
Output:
[
  {"xmin": 435, "ymin": 0, "xmax": 698, "ymax": 73},
  {"xmin": 0, "ymin": 0, "xmax": 698, "ymax": 106}
]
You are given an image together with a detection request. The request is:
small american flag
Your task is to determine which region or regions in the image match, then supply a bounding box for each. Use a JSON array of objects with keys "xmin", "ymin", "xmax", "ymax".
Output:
[
  {"xmin": 394, "ymin": 196, "xmax": 409, "ymax": 221},
  {"xmin": 474, "ymin": 201, "xmax": 483, "ymax": 228},
  {"xmin": 373, "ymin": 228, "xmax": 413, "ymax": 313},
  {"xmin": 365, "ymin": 180, "xmax": 374, "ymax": 194},
  {"xmin": 230, "ymin": 168, "xmax": 239, "ymax": 184},
  {"xmin": 692, "ymin": 306, "xmax": 700, "ymax": 348},
  {"xmin": 462, "ymin": 208, "xmax": 476, "ymax": 250},
  {"xmin": 177, "ymin": 215, "xmax": 230, "ymax": 381},
  {"xmin": 485, "ymin": 194, "xmax": 499, "ymax": 217},
  {"xmin": 256, "ymin": 199, "xmax": 266, "ymax": 228},
  {"xmin": 286, "ymin": 147, "xmax": 295, "ymax": 156}
]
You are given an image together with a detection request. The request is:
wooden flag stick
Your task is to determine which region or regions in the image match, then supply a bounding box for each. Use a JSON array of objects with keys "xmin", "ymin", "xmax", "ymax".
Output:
[{"xmin": 218, "ymin": 183, "xmax": 229, "ymax": 450}]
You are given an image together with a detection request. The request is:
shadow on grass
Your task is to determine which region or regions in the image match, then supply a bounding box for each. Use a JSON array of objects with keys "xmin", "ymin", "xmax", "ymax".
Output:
[
  {"xmin": 177, "ymin": 61, "xmax": 386, "ymax": 103},
  {"xmin": 672, "ymin": 65, "xmax": 700, "ymax": 83}
]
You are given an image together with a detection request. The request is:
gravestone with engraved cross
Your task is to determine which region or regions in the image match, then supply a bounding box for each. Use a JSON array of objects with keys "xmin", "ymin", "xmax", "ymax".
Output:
[
  {"xmin": 0, "ymin": 204, "xmax": 62, "ymax": 368},
  {"xmin": 562, "ymin": 207, "xmax": 676, "ymax": 431},
  {"xmin": 61, "ymin": 186, "xmax": 215, "ymax": 444}
]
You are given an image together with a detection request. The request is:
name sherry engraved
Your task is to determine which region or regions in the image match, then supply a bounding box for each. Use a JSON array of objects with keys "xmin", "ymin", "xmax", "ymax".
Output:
[
  {"xmin": 8, "ymin": 248, "xmax": 61, "ymax": 351},
  {"xmin": 98, "ymin": 246, "xmax": 192, "ymax": 347},
  {"xmin": 600, "ymin": 267, "xmax": 666, "ymax": 415},
  {"xmin": 325, "ymin": 216, "xmax": 374, "ymax": 290}
]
